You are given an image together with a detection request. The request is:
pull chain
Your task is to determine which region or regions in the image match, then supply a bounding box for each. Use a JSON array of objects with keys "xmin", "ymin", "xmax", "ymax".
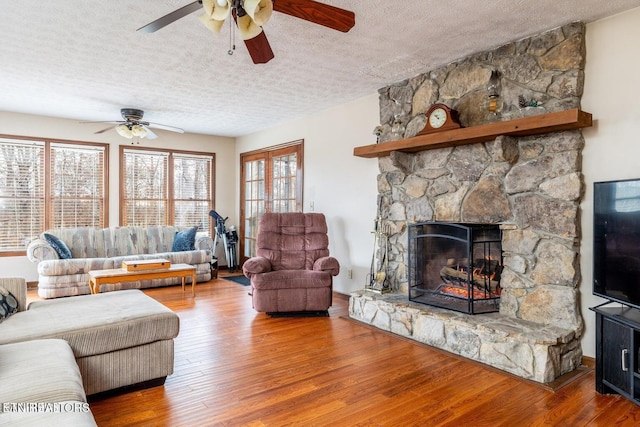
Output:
[{"xmin": 228, "ymin": 17, "xmax": 236, "ymax": 55}]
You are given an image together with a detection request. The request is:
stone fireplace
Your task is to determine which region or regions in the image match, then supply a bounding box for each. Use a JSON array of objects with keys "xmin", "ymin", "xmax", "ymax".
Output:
[{"xmin": 349, "ymin": 23, "xmax": 586, "ymax": 383}]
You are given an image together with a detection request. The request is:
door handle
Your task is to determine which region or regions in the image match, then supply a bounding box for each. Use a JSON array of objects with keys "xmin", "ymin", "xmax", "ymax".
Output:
[{"xmin": 622, "ymin": 348, "xmax": 629, "ymax": 372}]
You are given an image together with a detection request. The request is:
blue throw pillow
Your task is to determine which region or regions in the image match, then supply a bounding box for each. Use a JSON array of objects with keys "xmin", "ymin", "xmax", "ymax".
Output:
[
  {"xmin": 172, "ymin": 226, "xmax": 198, "ymax": 252},
  {"xmin": 0, "ymin": 286, "xmax": 18, "ymax": 323},
  {"xmin": 44, "ymin": 233, "xmax": 72, "ymax": 259}
]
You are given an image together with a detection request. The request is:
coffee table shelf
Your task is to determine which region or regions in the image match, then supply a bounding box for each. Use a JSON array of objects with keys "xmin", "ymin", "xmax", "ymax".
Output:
[{"xmin": 89, "ymin": 263, "xmax": 197, "ymax": 296}]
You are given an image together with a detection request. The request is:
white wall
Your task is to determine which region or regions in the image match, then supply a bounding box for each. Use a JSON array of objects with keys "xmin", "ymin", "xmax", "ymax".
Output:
[
  {"xmin": 236, "ymin": 94, "xmax": 380, "ymax": 295},
  {"xmin": 581, "ymin": 6, "xmax": 640, "ymax": 357},
  {"xmin": 0, "ymin": 111, "xmax": 236, "ymax": 281}
]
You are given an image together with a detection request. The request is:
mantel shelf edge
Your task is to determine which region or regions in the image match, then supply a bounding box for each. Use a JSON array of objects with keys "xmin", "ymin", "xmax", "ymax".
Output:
[{"xmin": 353, "ymin": 109, "xmax": 593, "ymax": 158}]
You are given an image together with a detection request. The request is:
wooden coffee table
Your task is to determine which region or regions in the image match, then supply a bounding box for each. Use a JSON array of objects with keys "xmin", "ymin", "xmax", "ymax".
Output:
[{"xmin": 89, "ymin": 263, "xmax": 197, "ymax": 296}]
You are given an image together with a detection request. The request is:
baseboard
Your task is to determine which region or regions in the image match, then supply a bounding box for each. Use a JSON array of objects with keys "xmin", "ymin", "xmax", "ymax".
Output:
[
  {"xmin": 333, "ymin": 292, "xmax": 350, "ymax": 301},
  {"xmin": 582, "ymin": 355, "xmax": 595, "ymax": 369}
]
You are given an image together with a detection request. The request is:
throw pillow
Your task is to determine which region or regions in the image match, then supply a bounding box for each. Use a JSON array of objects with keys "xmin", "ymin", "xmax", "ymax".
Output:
[
  {"xmin": 43, "ymin": 233, "xmax": 72, "ymax": 259},
  {"xmin": 0, "ymin": 286, "xmax": 18, "ymax": 323},
  {"xmin": 172, "ymin": 226, "xmax": 198, "ymax": 252}
]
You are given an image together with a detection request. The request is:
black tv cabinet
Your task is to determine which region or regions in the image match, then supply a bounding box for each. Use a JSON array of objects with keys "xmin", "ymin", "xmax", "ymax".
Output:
[{"xmin": 592, "ymin": 302, "xmax": 640, "ymax": 404}]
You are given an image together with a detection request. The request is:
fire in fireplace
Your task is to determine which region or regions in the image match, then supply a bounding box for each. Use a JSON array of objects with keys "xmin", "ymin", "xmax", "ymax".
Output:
[{"xmin": 408, "ymin": 222, "xmax": 502, "ymax": 314}]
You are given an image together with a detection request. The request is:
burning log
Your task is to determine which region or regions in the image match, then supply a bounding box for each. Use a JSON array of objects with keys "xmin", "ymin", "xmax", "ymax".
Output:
[
  {"xmin": 436, "ymin": 284, "xmax": 499, "ymax": 299},
  {"xmin": 439, "ymin": 257, "xmax": 502, "ymax": 293}
]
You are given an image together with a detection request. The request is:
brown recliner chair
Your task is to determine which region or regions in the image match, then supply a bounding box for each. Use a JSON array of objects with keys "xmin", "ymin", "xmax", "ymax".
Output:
[{"xmin": 242, "ymin": 212, "xmax": 340, "ymax": 315}]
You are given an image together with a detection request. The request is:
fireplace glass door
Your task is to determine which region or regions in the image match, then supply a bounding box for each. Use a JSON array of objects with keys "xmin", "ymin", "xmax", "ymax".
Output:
[{"xmin": 408, "ymin": 222, "xmax": 502, "ymax": 314}]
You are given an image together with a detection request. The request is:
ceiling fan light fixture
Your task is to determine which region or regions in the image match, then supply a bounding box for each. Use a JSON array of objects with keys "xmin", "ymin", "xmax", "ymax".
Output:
[
  {"xmin": 214, "ymin": 0, "xmax": 232, "ymax": 20},
  {"xmin": 131, "ymin": 125, "xmax": 148, "ymax": 138},
  {"xmin": 244, "ymin": 0, "xmax": 273, "ymax": 26},
  {"xmin": 237, "ymin": 14, "xmax": 262, "ymax": 40},
  {"xmin": 198, "ymin": 13, "xmax": 225, "ymax": 33},
  {"xmin": 115, "ymin": 124, "xmax": 133, "ymax": 139},
  {"xmin": 202, "ymin": 0, "xmax": 231, "ymax": 21}
]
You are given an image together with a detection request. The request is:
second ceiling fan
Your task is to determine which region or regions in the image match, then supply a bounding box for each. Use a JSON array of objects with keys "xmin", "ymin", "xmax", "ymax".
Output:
[{"xmin": 137, "ymin": 0, "xmax": 355, "ymax": 64}]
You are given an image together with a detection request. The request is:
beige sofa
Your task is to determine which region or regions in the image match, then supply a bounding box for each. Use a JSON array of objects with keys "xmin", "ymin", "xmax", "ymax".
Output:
[
  {"xmin": 27, "ymin": 225, "xmax": 214, "ymax": 298},
  {"xmin": 0, "ymin": 277, "xmax": 179, "ymax": 425}
]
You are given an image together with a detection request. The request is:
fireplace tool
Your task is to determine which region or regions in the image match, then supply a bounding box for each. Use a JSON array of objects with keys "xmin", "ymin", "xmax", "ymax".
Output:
[{"xmin": 366, "ymin": 215, "xmax": 391, "ymax": 293}]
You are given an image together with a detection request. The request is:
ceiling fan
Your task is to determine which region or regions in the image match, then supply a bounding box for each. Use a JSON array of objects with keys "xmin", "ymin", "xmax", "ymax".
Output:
[
  {"xmin": 82, "ymin": 108, "xmax": 185, "ymax": 140},
  {"xmin": 137, "ymin": 0, "xmax": 355, "ymax": 64}
]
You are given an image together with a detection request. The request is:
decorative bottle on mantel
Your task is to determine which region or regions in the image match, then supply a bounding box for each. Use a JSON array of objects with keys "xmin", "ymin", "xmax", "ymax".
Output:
[{"xmin": 486, "ymin": 70, "xmax": 503, "ymax": 122}]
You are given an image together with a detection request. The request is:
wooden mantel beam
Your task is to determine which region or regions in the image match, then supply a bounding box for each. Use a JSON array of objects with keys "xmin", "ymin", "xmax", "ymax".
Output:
[{"xmin": 353, "ymin": 109, "xmax": 592, "ymax": 159}]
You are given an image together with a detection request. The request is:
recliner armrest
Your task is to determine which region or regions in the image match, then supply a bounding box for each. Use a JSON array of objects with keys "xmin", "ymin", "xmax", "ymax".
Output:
[
  {"xmin": 314, "ymin": 256, "xmax": 340, "ymax": 276},
  {"xmin": 242, "ymin": 256, "xmax": 272, "ymax": 278}
]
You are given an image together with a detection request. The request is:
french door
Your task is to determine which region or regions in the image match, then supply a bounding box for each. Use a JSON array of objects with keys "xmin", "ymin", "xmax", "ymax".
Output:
[{"xmin": 240, "ymin": 141, "xmax": 303, "ymax": 262}]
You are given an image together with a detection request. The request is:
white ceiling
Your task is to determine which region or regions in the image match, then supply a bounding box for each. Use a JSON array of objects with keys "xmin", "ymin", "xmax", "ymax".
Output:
[{"xmin": 1, "ymin": 0, "xmax": 639, "ymax": 138}]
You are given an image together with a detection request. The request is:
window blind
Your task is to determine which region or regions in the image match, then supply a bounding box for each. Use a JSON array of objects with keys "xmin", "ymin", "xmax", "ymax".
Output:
[
  {"xmin": 122, "ymin": 149, "xmax": 169, "ymax": 226},
  {"xmin": 50, "ymin": 143, "xmax": 105, "ymax": 228},
  {"xmin": 0, "ymin": 140, "xmax": 45, "ymax": 250},
  {"xmin": 173, "ymin": 152, "xmax": 213, "ymax": 234}
]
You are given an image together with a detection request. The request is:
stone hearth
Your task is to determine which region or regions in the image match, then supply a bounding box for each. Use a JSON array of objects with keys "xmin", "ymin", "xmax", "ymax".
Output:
[
  {"xmin": 349, "ymin": 292, "xmax": 580, "ymax": 383},
  {"xmin": 350, "ymin": 23, "xmax": 586, "ymax": 383}
]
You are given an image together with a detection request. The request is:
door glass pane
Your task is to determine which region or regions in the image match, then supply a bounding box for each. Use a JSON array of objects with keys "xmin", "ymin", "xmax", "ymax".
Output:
[
  {"xmin": 243, "ymin": 158, "xmax": 265, "ymax": 258},
  {"xmin": 272, "ymin": 153, "xmax": 297, "ymax": 214}
]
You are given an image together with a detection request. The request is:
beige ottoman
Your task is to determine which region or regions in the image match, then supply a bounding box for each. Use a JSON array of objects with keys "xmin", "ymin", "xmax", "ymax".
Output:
[{"xmin": 0, "ymin": 289, "xmax": 179, "ymax": 395}]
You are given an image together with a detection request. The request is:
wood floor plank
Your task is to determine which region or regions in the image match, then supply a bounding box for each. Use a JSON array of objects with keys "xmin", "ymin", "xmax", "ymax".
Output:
[{"xmin": 44, "ymin": 276, "xmax": 638, "ymax": 426}]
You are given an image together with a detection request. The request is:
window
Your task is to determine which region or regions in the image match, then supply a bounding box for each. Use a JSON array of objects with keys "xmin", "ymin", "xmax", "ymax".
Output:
[
  {"xmin": 120, "ymin": 147, "xmax": 215, "ymax": 235},
  {"xmin": 50, "ymin": 143, "xmax": 106, "ymax": 228},
  {"xmin": 0, "ymin": 136, "xmax": 107, "ymax": 254}
]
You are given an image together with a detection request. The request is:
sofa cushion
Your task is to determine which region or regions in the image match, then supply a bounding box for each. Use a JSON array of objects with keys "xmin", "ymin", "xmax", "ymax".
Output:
[
  {"xmin": 38, "ymin": 258, "xmax": 114, "ymax": 277},
  {"xmin": 0, "ymin": 339, "xmax": 86, "ymax": 403},
  {"xmin": 0, "ymin": 290, "xmax": 179, "ymax": 357},
  {"xmin": 0, "ymin": 286, "xmax": 18, "ymax": 322},
  {"xmin": 44, "ymin": 233, "xmax": 72, "ymax": 259},
  {"xmin": 171, "ymin": 226, "xmax": 198, "ymax": 251}
]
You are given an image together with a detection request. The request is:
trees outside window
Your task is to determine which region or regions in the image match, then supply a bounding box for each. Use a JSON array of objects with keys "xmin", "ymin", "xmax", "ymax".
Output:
[
  {"xmin": 120, "ymin": 147, "xmax": 215, "ymax": 235},
  {"xmin": 0, "ymin": 137, "xmax": 107, "ymax": 254}
]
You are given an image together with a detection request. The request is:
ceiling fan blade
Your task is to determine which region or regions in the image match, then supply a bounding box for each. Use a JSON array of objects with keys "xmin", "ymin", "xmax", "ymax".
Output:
[
  {"xmin": 143, "ymin": 126, "xmax": 159, "ymax": 140},
  {"xmin": 273, "ymin": 0, "xmax": 355, "ymax": 32},
  {"xmin": 94, "ymin": 125, "xmax": 117, "ymax": 135},
  {"xmin": 137, "ymin": 1, "xmax": 202, "ymax": 33},
  {"xmin": 244, "ymin": 30, "xmax": 275, "ymax": 64},
  {"xmin": 147, "ymin": 122, "xmax": 185, "ymax": 133},
  {"xmin": 79, "ymin": 120, "xmax": 121, "ymax": 124}
]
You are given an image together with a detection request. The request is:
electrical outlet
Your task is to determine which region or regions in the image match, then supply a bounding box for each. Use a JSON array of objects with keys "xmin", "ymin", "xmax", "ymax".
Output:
[
  {"xmin": 309, "ymin": 201, "xmax": 314, "ymax": 211},
  {"xmin": 347, "ymin": 269, "xmax": 353, "ymax": 279}
]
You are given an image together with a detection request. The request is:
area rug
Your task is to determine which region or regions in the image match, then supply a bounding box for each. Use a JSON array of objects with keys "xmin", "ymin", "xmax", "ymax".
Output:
[{"xmin": 222, "ymin": 275, "xmax": 250, "ymax": 286}]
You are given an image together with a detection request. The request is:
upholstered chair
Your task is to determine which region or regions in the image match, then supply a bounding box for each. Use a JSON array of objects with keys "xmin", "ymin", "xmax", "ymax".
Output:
[{"xmin": 242, "ymin": 212, "xmax": 340, "ymax": 315}]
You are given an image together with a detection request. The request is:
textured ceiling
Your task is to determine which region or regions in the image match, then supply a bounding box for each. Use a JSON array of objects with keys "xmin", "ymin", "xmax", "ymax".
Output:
[{"xmin": 1, "ymin": 0, "xmax": 639, "ymax": 137}]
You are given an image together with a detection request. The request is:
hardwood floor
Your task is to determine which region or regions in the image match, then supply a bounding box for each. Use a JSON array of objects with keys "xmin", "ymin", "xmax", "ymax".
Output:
[{"xmin": 47, "ymin": 276, "xmax": 640, "ymax": 426}]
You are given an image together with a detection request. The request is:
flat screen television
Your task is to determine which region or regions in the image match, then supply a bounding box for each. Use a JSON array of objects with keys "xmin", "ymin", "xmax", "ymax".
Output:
[{"xmin": 594, "ymin": 178, "xmax": 640, "ymax": 309}]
